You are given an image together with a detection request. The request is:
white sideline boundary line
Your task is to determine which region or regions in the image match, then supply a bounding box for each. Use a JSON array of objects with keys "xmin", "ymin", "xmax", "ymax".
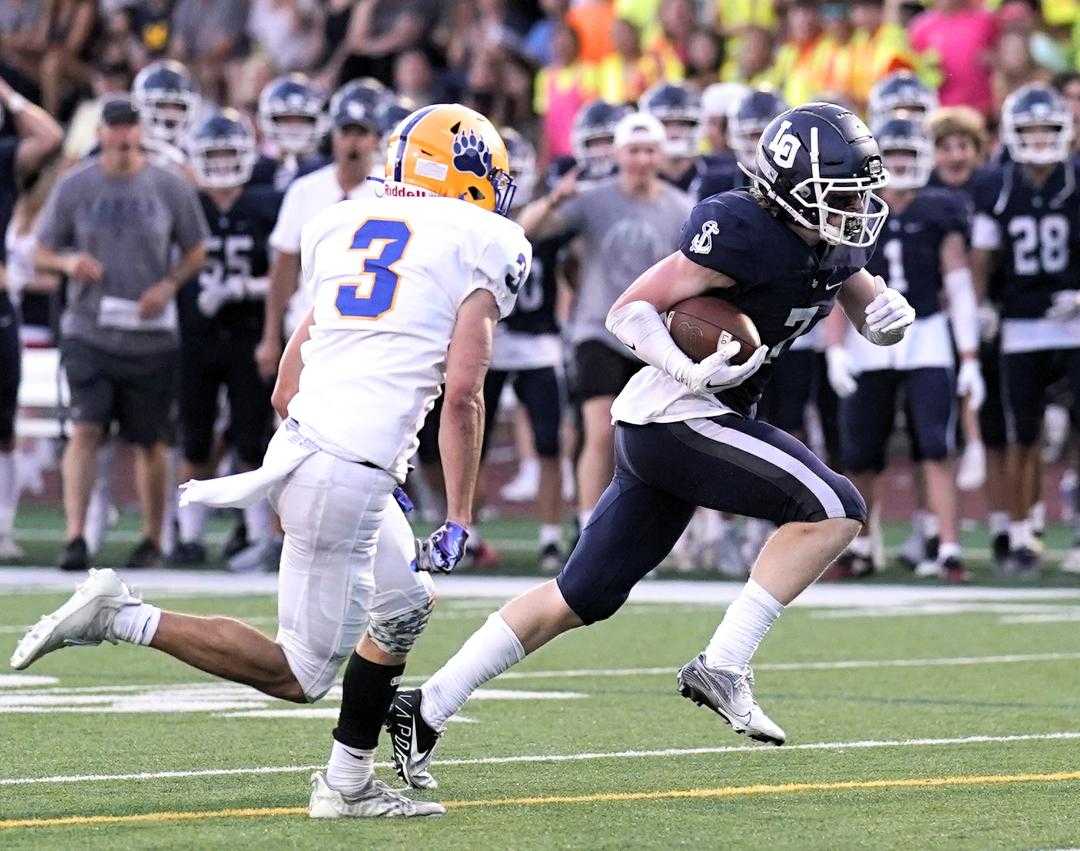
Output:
[
  {"xmin": 2, "ymin": 731, "xmax": 1077, "ymax": 788},
  {"xmin": 5, "ymin": 650, "xmax": 1080, "ymax": 696}
]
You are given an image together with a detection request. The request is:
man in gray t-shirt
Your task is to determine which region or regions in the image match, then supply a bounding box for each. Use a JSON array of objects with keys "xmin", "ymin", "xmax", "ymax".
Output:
[
  {"xmin": 520, "ymin": 112, "xmax": 693, "ymax": 528},
  {"xmin": 35, "ymin": 95, "xmax": 208, "ymax": 572}
]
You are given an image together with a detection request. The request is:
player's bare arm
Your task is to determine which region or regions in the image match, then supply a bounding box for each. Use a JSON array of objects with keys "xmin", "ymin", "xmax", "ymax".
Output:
[
  {"xmin": 137, "ymin": 241, "xmax": 206, "ymax": 319},
  {"xmin": 439, "ymin": 288, "xmax": 500, "ymax": 528},
  {"xmin": 518, "ymin": 166, "xmax": 578, "ymax": 242},
  {"xmin": 272, "ymin": 307, "xmax": 314, "ymax": 418},
  {"xmin": 0, "ymin": 75, "xmax": 63, "ymax": 175},
  {"xmin": 257, "ymin": 249, "xmax": 300, "ymax": 379}
]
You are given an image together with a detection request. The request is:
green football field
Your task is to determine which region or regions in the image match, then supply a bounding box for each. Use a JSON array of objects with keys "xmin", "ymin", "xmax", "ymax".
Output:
[{"xmin": 3, "ymin": 570, "xmax": 1080, "ymax": 848}]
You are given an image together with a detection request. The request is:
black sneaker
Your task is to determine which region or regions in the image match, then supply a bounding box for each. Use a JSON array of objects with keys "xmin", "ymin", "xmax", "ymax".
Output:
[
  {"xmin": 125, "ymin": 538, "xmax": 163, "ymax": 569},
  {"xmin": 835, "ymin": 550, "xmax": 875, "ymax": 579},
  {"xmin": 1008, "ymin": 546, "xmax": 1041, "ymax": 578},
  {"xmin": 942, "ymin": 555, "xmax": 971, "ymax": 584},
  {"xmin": 385, "ymin": 688, "xmax": 441, "ymax": 790},
  {"xmin": 169, "ymin": 540, "xmax": 207, "ymax": 566},
  {"xmin": 221, "ymin": 516, "xmax": 249, "ymax": 561},
  {"xmin": 58, "ymin": 537, "xmax": 89, "ymax": 572},
  {"xmin": 539, "ymin": 542, "xmax": 564, "ymax": 573}
]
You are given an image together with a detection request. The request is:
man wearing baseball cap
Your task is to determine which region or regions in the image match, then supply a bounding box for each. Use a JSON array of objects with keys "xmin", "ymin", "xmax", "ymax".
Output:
[
  {"xmin": 519, "ymin": 109, "xmax": 693, "ymax": 535},
  {"xmin": 35, "ymin": 93, "xmax": 209, "ymax": 571}
]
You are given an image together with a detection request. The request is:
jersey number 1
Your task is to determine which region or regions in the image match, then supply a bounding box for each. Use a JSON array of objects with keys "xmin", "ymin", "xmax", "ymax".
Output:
[{"xmin": 335, "ymin": 219, "xmax": 413, "ymax": 319}]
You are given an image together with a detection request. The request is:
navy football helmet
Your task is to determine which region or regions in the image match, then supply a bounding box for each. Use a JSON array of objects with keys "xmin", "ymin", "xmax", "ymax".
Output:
[
  {"xmin": 745, "ymin": 102, "xmax": 888, "ymax": 247},
  {"xmin": 131, "ymin": 59, "xmax": 200, "ymax": 147},
  {"xmin": 571, "ymin": 100, "xmax": 632, "ymax": 178},
  {"xmin": 639, "ymin": 82, "xmax": 701, "ymax": 158},
  {"xmin": 728, "ymin": 89, "xmax": 788, "ymax": 170},
  {"xmin": 867, "ymin": 71, "xmax": 938, "ymax": 129},
  {"xmin": 374, "ymin": 96, "xmax": 416, "ymax": 166},
  {"xmin": 1001, "ymin": 83, "xmax": 1073, "ymax": 165},
  {"xmin": 188, "ymin": 109, "xmax": 257, "ymax": 189},
  {"xmin": 873, "ymin": 116, "xmax": 932, "ymax": 191},
  {"xmin": 500, "ymin": 126, "xmax": 537, "ymax": 207},
  {"xmin": 258, "ymin": 74, "xmax": 326, "ymax": 156},
  {"xmin": 329, "ymin": 79, "xmax": 384, "ymax": 133}
]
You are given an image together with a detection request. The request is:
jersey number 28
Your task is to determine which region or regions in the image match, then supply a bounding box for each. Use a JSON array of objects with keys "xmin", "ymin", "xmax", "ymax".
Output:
[{"xmin": 336, "ymin": 219, "xmax": 413, "ymax": 319}]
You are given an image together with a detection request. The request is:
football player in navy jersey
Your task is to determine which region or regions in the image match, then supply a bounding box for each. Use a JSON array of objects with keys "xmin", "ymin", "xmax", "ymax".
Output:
[
  {"xmin": 827, "ymin": 117, "xmax": 983, "ymax": 583},
  {"xmin": 131, "ymin": 59, "xmax": 200, "ymax": 171},
  {"xmin": 639, "ymin": 82, "xmax": 702, "ymax": 192},
  {"xmin": 867, "ymin": 71, "xmax": 939, "ymax": 129},
  {"xmin": 971, "ymin": 84, "xmax": 1080, "ymax": 574},
  {"xmin": 171, "ymin": 110, "xmax": 281, "ymax": 566},
  {"xmin": 479, "ymin": 129, "xmax": 568, "ymax": 571},
  {"xmin": 252, "ymin": 74, "xmax": 328, "ymax": 192},
  {"xmin": 386, "ymin": 104, "xmax": 915, "ymax": 787},
  {"xmin": 693, "ymin": 89, "xmax": 787, "ymax": 201},
  {"xmin": 569, "ymin": 99, "xmax": 632, "ymax": 181}
]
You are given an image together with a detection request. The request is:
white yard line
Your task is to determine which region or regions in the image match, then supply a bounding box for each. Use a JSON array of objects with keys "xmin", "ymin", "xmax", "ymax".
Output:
[{"xmin": 1, "ymin": 731, "xmax": 1077, "ymax": 788}]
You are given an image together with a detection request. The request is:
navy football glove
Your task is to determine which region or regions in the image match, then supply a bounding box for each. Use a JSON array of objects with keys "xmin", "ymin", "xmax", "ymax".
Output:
[{"xmin": 412, "ymin": 522, "xmax": 469, "ymax": 573}]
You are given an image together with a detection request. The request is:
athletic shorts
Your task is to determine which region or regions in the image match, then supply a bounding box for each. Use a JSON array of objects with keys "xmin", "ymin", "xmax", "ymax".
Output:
[
  {"xmin": 1001, "ymin": 347, "xmax": 1080, "ymax": 446},
  {"xmin": 482, "ymin": 366, "xmax": 563, "ymax": 459},
  {"xmin": 0, "ymin": 292, "xmax": 19, "ymax": 445},
  {"xmin": 61, "ymin": 338, "xmax": 177, "ymax": 447},
  {"xmin": 179, "ymin": 328, "xmax": 272, "ymax": 467},
  {"xmin": 979, "ymin": 338, "xmax": 1007, "ymax": 449},
  {"xmin": 572, "ymin": 340, "xmax": 642, "ymax": 402},
  {"xmin": 556, "ymin": 416, "xmax": 866, "ymax": 624}
]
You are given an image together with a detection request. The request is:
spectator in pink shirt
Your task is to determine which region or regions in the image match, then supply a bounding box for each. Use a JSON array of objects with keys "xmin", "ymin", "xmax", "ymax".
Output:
[{"xmin": 909, "ymin": 0, "xmax": 999, "ymax": 118}]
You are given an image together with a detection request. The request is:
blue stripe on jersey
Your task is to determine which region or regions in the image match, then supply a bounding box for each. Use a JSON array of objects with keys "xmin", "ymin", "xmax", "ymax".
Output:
[{"xmin": 392, "ymin": 106, "xmax": 439, "ymax": 183}]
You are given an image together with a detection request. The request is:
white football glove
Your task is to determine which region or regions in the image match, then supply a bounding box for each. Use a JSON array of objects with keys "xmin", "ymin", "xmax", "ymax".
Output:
[
  {"xmin": 681, "ymin": 340, "xmax": 768, "ymax": 398},
  {"xmin": 825, "ymin": 346, "xmax": 857, "ymax": 398},
  {"xmin": 1046, "ymin": 290, "xmax": 1080, "ymax": 321},
  {"xmin": 863, "ymin": 276, "xmax": 916, "ymax": 342},
  {"xmin": 956, "ymin": 358, "xmax": 985, "ymax": 411}
]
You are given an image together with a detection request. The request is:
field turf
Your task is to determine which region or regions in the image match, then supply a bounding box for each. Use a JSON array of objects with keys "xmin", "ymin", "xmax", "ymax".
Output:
[{"xmin": 3, "ymin": 558, "xmax": 1080, "ymax": 848}]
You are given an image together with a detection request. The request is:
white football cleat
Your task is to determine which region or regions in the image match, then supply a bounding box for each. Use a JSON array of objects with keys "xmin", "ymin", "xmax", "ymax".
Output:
[
  {"xmin": 913, "ymin": 559, "xmax": 943, "ymax": 579},
  {"xmin": 308, "ymin": 771, "xmax": 445, "ymax": 819},
  {"xmin": 9, "ymin": 568, "xmax": 139, "ymax": 670},
  {"xmin": 677, "ymin": 655, "xmax": 786, "ymax": 746},
  {"xmin": 1061, "ymin": 546, "xmax": 1080, "ymax": 575}
]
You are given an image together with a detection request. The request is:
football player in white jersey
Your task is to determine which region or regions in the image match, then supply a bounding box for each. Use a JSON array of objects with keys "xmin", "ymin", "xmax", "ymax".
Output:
[{"xmin": 10, "ymin": 104, "xmax": 531, "ymax": 819}]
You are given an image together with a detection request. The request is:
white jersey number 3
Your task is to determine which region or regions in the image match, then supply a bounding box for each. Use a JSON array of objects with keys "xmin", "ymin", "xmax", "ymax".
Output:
[{"xmin": 767, "ymin": 120, "xmax": 801, "ymax": 169}]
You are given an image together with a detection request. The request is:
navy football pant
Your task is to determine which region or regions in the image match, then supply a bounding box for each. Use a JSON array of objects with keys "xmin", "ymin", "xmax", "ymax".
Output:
[
  {"xmin": 557, "ymin": 416, "xmax": 867, "ymax": 624},
  {"xmin": 482, "ymin": 366, "xmax": 562, "ymax": 459},
  {"xmin": 1001, "ymin": 347, "xmax": 1080, "ymax": 446}
]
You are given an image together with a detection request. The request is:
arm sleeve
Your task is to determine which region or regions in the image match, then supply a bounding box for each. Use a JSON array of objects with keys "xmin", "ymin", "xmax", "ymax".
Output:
[
  {"xmin": 269, "ymin": 183, "xmax": 303, "ymax": 254},
  {"xmin": 970, "ymin": 213, "xmax": 1001, "ymax": 251},
  {"xmin": 169, "ymin": 177, "xmax": 210, "ymax": 251},
  {"xmin": 34, "ymin": 177, "xmax": 74, "ymax": 250},
  {"xmin": 462, "ymin": 225, "xmax": 532, "ymax": 319}
]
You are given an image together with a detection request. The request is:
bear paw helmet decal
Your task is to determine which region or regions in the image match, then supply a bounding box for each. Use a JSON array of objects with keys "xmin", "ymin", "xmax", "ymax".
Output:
[{"xmin": 452, "ymin": 129, "xmax": 492, "ymax": 178}]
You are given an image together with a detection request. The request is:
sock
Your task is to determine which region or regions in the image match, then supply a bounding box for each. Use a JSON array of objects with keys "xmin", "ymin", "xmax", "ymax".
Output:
[
  {"xmin": 539, "ymin": 523, "xmax": 562, "ymax": 549},
  {"xmin": 989, "ymin": 511, "xmax": 1010, "ymax": 536},
  {"xmin": 0, "ymin": 452, "xmax": 16, "ymax": 537},
  {"xmin": 1009, "ymin": 519, "xmax": 1033, "ymax": 550},
  {"xmin": 704, "ymin": 579, "xmax": 784, "ymax": 670},
  {"xmin": 577, "ymin": 509, "xmax": 591, "ymax": 530},
  {"xmin": 242, "ymin": 498, "xmax": 273, "ymax": 542},
  {"xmin": 325, "ymin": 740, "xmax": 374, "ymax": 793},
  {"xmin": 109, "ymin": 603, "xmax": 162, "ymax": 645},
  {"xmin": 922, "ymin": 513, "xmax": 940, "ymax": 539},
  {"xmin": 332, "ymin": 652, "xmax": 405, "ymax": 751},
  {"xmin": 177, "ymin": 502, "xmax": 207, "ymax": 545},
  {"xmin": 911, "ymin": 510, "xmax": 929, "ymax": 540},
  {"xmin": 938, "ymin": 541, "xmax": 962, "ymax": 562},
  {"xmin": 421, "ymin": 612, "xmax": 524, "ymax": 731},
  {"xmin": 1029, "ymin": 501, "xmax": 1045, "ymax": 535}
]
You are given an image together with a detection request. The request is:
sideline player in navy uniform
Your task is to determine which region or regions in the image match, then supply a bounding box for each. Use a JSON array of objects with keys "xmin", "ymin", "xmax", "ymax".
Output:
[
  {"xmin": 639, "ymin": 82, "xmax": 702, "ymax": 192},
  {"xmin": 482, "ymin": 129, "xmax": 568, "ymax": 571},
  {"xmin": 693, "ymin": 89, "xmax": 787, "ymax": 201},
  {"xmin": 172, "ymin": 110, "xmax": 280, "ymax": 565},
  {"xmin": 971, "ymin": 83, "xmax": 1080, "ymax": 574},
  {"xmin": 252, "ymin": 73, "xmax": 328, "ymax": 192},
  {"xmin": 568, "ymin": 99, "xmax": 632, "ymax": 181},
  {"xmin": 386, "ymin": 103, "xmax": 915, "ymax": 786},
  {"xmin": 0, "ymin": 77, "xmax": 63, "ymax": 559},
  {"xmin": 827, "ymin": 117, "xmax": 983, "ymax": 583}
]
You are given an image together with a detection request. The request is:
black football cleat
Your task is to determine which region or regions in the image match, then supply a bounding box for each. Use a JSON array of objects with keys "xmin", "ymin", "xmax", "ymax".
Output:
[{"xmin": 386, "ymin": 688, "xmax": 441, "ymax": 789}]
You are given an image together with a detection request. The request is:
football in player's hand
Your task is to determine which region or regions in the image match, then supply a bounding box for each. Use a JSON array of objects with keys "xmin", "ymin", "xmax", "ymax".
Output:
[{"xmin": 666, "ymin": 296, "xmax": 761, "ymax": 364}]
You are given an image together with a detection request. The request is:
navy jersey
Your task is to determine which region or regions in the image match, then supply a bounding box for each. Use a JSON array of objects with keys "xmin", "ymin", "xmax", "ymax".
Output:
[
  {"xmin": 505, "ymin": 234, "xmax": 565, "ymax": 336},
  {"xmin": 973, "ymin": 160, "xmax": 1080, "ymax": 318},
  {"xmin": 0, "ymin": 137, "xmax": 18, "ymax": 265},
  {"xmin": 865, "ymin": 187, "xmax": 968, "ymax": 318},
  {"xmin": 662, "ymin": 159, "xmax": 701, "ymax": 194},
  {"xmin": 250, "ymin": 153, "xmax": 329, "ymax": 192},
  {"xmin": 690, "ymin": 153, "xmax": 746, "ymax": 201},
  {"xmin": 681, "ymin": 190, "xmax": 873, "ymax": 415},
  {"xmin": 178, "ymin": 185, "xmax": 281, "ymax": 337}
]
